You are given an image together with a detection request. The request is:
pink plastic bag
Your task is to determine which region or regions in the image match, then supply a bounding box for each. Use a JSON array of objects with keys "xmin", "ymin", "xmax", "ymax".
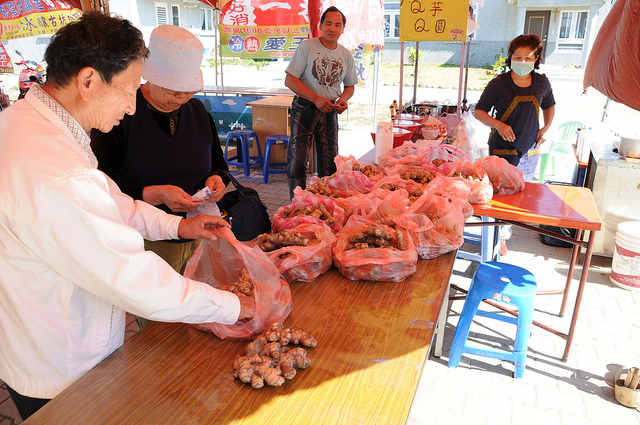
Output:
[
  {"xmin": 272, "ymin": 194, "xmax": 345, "ymax": 233},
  {"xmin": 424, "ymin": 175, "xmax": 474, "ymax": 220},
  {"xmin": 378, "ymin": 143, "xmax": 426, "ymax": 170},
  {"xmin": 300, "ymin": 171, "xmax": 373, "ymax": 198},
  {"xmin": 333, "ymin": 215, "xmax": 417, "ymax": 282},
  {"xmin": 183, "ymin": 228, "xmax": 292, "ymax": 339},
  {"xmin": 373, "ymin": 175, "xmax": 424, "ymax": 204},
  {"xmin": 440, "ymin": 160, "xmax": 494, "ymax": 204},
  {"xmin": 393, "ymin": 212, "xmax": 444, "ymax": 260},
  {"xmin": 265, "ymin": 223, "xmax": 336, "ymax": 283},
  {"xmin": 422, "ymin": 145, "xmax": 471, "ymax": 175},
  {"xmin": 407, "ymin": 191, "xmax": 465, "ymax": 258},
  {"xmin": 475, "ymin": 156, "xmax": 525, "ymax": 195},
  {"xmin": 334, "ymin": 154, "xmax": 383, "ymax": 182}
]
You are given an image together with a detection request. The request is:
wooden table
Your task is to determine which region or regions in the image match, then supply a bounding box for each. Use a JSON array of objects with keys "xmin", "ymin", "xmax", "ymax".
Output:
[
  {"xmin": 246, "ymin": 95, "xmax": 294, "ymax": 164},
  {"xmin": 469, "ymin": 182, "xmax": 602, "ymax": 360},
  {"xmin": 25, "ymin": 252, "xmax": 457, "ymax": 425}
]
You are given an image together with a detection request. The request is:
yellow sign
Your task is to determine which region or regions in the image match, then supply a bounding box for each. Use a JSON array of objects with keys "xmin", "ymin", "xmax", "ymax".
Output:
[
  {"xmin": 399, "ymin": 0, "xmax": 468, "ymax": 42},
  {"xmin": 0, "ymin": 9, "xmax": 82, "ymax": 41}
]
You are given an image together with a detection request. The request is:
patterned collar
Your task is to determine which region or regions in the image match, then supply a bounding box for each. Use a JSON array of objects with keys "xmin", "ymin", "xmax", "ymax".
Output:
[{"xmin": 31, "ymin": 84, "xmax": 97, "ymax": 167}]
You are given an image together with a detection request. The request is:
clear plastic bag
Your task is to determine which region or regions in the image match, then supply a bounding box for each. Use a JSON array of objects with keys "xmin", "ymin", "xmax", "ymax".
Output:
[
  {"xmin": 475, "ymin": 156, "xmax": 525, "ymax": 195},
  {"xmin": 183, "ymin": 228, "xmax": 292, "ymax": 339},
  {"xmin": 407, "ymin": 191, "xmax": 466, "ymax": 258},
  {"xmin": 442, "ymin": 160, "xmax": 494, "ymax": 204},
  {"xmin": 272, "ymin": 194, "xmax": 346, "ymax": 233},
  {"xmin": 265, "ymin": 223, "xmax": 336, "ymax": 283},
  {"xmin": 333, "ymin": 215, "xmax": 417, "ymax": 282}
]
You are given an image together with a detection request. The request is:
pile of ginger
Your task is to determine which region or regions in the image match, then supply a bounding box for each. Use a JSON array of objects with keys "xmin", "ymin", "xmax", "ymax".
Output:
[
  {"xmin": 282, "ymin": 204, "xmax": 335, "ymax": 225},
  {"xmin": 233, "ymin": 322, "xmax": 317, "ymax": 389},
  {"xmin": 255, "ymin": 229, "xmax": 318, "ymax": 252},
  {"xmin": 346, "ymin": 226, "xmax": 409, "ymax": 251},
  {"xmin": 220, "ymin": 269, "xmax": 254, "ymax": 297}
]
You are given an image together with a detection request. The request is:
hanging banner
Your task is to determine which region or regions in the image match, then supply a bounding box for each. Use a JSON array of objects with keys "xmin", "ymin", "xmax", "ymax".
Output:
[
  {"xmin": 322, "ymin": 0, "xmax": 385, "ymax": 51},
  {"xmin": 219, "ymin": 25, "xmax": 310, "ymax": 58},
  {"xmin": 219, "ymin": 0, "xmax": 310, "ymax": 58},
  {"xmin": 399, "ymin": 0, "xmax": 468, "ymax": 42},
  {"xmin": 0, "ymin": 42, "xmax": 13, "ymax": 73},
  {"xmin": 0, "ymin": 0, "xmax": 82, "ymax": 41}
]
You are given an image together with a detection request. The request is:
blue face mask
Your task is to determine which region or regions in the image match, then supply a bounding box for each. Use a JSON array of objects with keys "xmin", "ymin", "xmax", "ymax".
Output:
[{"xmin": 511, "ymin": 60, "xmax": 535, "ymax": 77}]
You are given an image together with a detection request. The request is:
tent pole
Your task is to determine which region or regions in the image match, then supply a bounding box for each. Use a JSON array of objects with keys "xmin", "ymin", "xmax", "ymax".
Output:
[
  {"xmin": 217, "ymin": 8, "xmax": 224, "ymax": 87},
  {"xmin": 372, "ymin": 48, "xmax": 380, "ymax": 126},
  {"xmin": 412, "ymin": 42, "xmax": 419, "ymax": 106},
  {"xmin": 462, "ymin": 39, "xmax": 471, "ymax": 112},
  {"xmin": 213, "ymin": 8, "xmax": 219, "ymax": 86},
  {"xmin": 457, "ymin": 41, "xmax": 465, "ymax": 119},
  {"xmin": 601, "ymin": 98, "xmax": 611, "ymax": 122},
  {"xmin": 399, "ymin": 41, "xmax": 404, "ymax": 115}
]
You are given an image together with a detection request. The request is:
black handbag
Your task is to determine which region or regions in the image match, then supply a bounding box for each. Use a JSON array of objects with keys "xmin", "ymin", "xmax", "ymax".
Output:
[{"xmin": 216, "ymin": 171, "xmax": 272, "ymax": 241}]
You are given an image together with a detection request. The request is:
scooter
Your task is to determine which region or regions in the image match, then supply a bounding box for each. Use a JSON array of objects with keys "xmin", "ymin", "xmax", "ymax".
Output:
[{"xmin": 15, "ymin": 50, "xmax": 45, "ymax": 100}]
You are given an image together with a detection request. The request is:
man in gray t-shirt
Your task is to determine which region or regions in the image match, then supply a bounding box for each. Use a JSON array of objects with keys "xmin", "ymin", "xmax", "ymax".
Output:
[{"xmin": 284, "ymin": 6, "xmax": 358, "ymax": 199}]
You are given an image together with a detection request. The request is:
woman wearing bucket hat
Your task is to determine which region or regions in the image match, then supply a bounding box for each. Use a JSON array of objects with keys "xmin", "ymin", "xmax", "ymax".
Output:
[{"xmin": 91, "ymin": 25, "xmax": 230, "ymax": 330}]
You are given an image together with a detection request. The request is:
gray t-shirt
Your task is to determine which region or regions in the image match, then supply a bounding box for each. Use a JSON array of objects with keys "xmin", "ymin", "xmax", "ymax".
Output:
[{"xmin": 286, "ymin": 38, "xmax": 358, "ymax": 101}]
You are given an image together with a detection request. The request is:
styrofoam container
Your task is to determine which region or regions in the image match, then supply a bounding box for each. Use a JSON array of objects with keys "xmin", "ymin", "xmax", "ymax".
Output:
[
  {"xmin": 422, "ymin": 128, "xmax": 439, "ymax": 139},
  {"xmin": 610, "ymin": 221, "xmax": 640, "ymax": 291}
]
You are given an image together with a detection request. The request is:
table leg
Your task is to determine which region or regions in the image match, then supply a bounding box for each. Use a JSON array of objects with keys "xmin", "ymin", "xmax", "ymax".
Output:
[
  {"xmin": 433, "ymin": 282, "xmax": 450, "ymax": 358},
  {"xmin": 559, "ymin": 229, "xmax": 583, "ymax": 317},
  {"xmin": 562, "ymin": 230, "xmax": 596, "ymax": 361}
]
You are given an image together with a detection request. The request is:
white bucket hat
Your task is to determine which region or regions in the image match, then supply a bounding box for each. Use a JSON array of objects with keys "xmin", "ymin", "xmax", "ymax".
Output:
[{"xmin": 142, "ymin": 25, "xmax": 204, "ymax": 92}]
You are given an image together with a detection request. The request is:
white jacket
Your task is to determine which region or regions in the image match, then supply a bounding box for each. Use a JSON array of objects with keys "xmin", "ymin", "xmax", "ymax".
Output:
[{"xmin": 0, "ymin": 88, "xmax": 240, "ymax": 399}]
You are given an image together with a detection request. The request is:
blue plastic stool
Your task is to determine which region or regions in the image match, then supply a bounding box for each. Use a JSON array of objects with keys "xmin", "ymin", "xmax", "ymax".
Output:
[
  {"xmin": 263, "ymin": 135, "xmax": 289, "ymax": 183},
  {"xmin": 448, "ymin": 262, "xmax": 537, "ymax": 379},
  {"xmin": 224, "ymin": 130, "xmax": 263, "ymax": 176}
]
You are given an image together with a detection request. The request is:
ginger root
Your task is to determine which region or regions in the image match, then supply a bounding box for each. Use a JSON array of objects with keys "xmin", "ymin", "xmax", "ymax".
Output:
[
  {"xmin": 283, "ymin": 204, "xmax": 335, "ymax": 225},
  {"xmin": 255, "ymin": 229, "xmax": 317, "ymax": 252},
  {"xmin": 221, "ymin": 269, "xmax": 254, "ymax": 297},
  {"xmin": 234, "ymin": 322, "xmax": 317, "ymax": 389},
  {"xmin": 352, "ymin": 163, "xmax": 381, "ymax": 178},
  {"xmin": 306, "ymin": 175, "xmax": 339, "ymax": 197},
  {"xmin": 345, "ymin": 226, "xmax": 409, "ymax": 251},
  {"xmin": 401, "ymin": 169, "xmax": 435, "ymax": 185}
]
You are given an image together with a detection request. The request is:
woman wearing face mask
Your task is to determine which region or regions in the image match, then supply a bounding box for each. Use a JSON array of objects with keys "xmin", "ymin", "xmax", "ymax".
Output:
[{"xmin": 474, "ymin": 34, "xmax": 555, "ymax": 181}]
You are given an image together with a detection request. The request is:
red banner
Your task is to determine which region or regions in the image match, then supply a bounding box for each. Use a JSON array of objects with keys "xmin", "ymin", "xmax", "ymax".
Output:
[
  {"xmin": 0, "ymin": 0, "xmax": 82, "ymax": 41},
  {"xmin": 0, "ymin": 42, "xmax": 13, "ymax": 73},
  {"xmin": 321, "ymin": 0, "xmax": 384, "ymax": 50},
  {"xmin": 219, "ymin": 0, "xmax": 310, "ymax": 58}
]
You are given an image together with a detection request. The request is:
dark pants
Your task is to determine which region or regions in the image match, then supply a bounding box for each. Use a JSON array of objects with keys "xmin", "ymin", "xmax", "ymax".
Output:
[
  {"xmin": 135, "ymin": 239, "xmax": 201, "ymax": 331},
  {"xmin": 287, "ymin": 96, "xmax": 339, "ymax": 199},
  {"xmin": 6, "ymin": 385, "xmax": 50, "ymax": 420}
]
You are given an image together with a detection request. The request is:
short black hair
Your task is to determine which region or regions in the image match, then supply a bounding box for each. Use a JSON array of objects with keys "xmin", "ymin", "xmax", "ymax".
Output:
[
  {"xmin": 505, "ymin": 34, "xmax": 543, "ymax": 70},
  {"xmin": 44, "ymin": 11, "xmax": 148, "ymax": 89},
  {"xmin": 321, "ymin": 6, "xmax": 346, "ymax": 26}
]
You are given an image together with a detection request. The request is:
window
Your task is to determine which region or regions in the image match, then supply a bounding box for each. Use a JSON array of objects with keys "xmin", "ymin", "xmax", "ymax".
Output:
[
  {"xmin": 559, "ymin": 10, "xmax": 588, "ymax": 40},
  {"xmin": 383, "ymin": 2, "xmax": 400, "ymax": 39},
  {"xmin": 558, "ymin": 10, "xmax": 588, "ymax": 51},
  {"xmin": 201, "ymin": 8, "xmax": 214, "ymax": 31},
  {"xmin": 155, "ymin": 3, "xmax": 168, "ymax": 26},
  {"xmin": 171, "ymin": 5, "xmax": 180, "ymax": 26}
]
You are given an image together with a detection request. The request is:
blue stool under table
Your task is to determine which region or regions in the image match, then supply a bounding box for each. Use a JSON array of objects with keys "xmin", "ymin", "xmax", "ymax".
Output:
[
  {"xmin": 224, "ymin": 130, "xmax": 263, "ymax": 177},
  {"xmin": 263, "ymin": 135, "xmax": 289, "ymax": 184},
  {"xmin": 448, "ymin": 261, "xmax": 537, "ymax": 379}
]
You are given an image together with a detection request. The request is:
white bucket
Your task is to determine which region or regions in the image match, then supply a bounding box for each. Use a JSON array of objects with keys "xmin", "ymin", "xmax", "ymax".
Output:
[{"xmin": 610, "ymin": 221, "xmax": 640, "ymax": 291}]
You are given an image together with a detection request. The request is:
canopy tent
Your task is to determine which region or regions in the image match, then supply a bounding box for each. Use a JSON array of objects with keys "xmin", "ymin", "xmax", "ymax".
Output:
[{"xmin": 583, "ymin": 0, "xmax": 640, "ymax": 113}]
